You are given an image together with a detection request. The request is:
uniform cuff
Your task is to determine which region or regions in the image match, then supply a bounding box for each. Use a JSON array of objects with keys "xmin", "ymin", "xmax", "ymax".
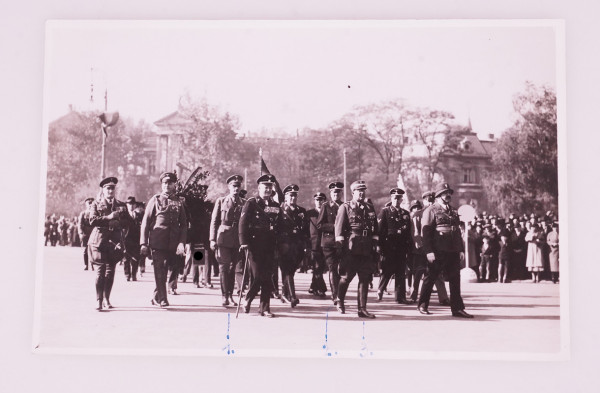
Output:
[
  {"xmin": 335, "ymin": 236, "xmax": 345, "ymax": 241},
  {"xmin": 372, "ymin": 236, "xmax": 379, "ymax": 240}
]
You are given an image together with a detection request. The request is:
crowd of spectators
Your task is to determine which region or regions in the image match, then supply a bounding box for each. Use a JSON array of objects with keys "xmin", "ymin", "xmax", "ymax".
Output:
[
  {"xmin": 44, "ymin": 214, "xmax": 81, "ymax": 247},
  {"xmin": 462, "ymin": 210, "xmax": 560, "ymax": 283}
]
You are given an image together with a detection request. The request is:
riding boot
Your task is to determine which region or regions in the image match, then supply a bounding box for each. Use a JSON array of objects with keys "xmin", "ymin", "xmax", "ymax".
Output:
[
  {"xmin": 336, "ymin": 279, "xmax": 349, "ymax": 313},
  {"xmin": 357, "ymin": 281, "xmax": 375, "ymax": 318},
  {"xmin": 289, "ymin": 277, "xmax": 299, "ymax": 307},
  {"xmin": 329, "ymin": 270, "xmax": 339, "ymax": 303}
]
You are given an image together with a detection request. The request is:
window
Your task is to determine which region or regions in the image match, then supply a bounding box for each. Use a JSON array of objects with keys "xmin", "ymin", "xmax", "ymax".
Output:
[
  {"xmin": 463, "ymin": 168, "xmax": 474, "ymax": 183},
  {"xmin": 148, "ymin": 155, "xmax": 156, "ymax": 175}
]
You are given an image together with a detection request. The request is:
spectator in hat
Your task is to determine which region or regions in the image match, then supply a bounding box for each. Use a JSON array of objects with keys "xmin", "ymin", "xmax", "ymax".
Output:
[
  {"xmin": 480, "ymin": 235, "xmax": 493, "ymax": 282},
  {"xmin": 546, "ymin": 222, "xmax": 559, "ymax": 283},
  {"xmin": 77, "ymin": 197, "xmax": 95, "ymax": 271},
  {"xmin": 525, "ymin": 223, "xmax": 544, "ymax": 283},
  {"xmin": 123, "ymin": 196, "xmax": 142, "ymax": 282}
]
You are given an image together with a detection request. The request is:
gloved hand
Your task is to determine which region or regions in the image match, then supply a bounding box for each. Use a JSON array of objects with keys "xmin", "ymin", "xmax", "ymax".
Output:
[
  {"xmin": 176, "ymin": 242, "xmax": 185, "ymax": 256},
  {"xmin": 335, "ymin": 241, "xmax": 343, "ymax": 258},
  {"xmin": 210, "ymin": 240, "xmax": 217, "ymax": 251},
  {"xmin": 426, "ymin": 252, "xmax": 436, "ymax": 263},
  {"xmin": 140, "ymin": 245, "xmax": 149, "ymax": 257},
  {"xmin": 108, "ymin": 219, "xmax": 120, "ymax": 230}
]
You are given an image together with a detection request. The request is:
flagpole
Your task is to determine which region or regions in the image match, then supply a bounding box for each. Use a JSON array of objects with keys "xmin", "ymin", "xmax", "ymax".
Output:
[
  {"xmin": 244, "ymin": 167, "xmax": 248, "ymax": 190},
  {"xmin": 343, "ymin": 148, "xmax": 347, "ymax": 202},
  {"xmin": 259, "ymin": 147, "xmax": 263, "ymax": 176},
  {"xmin": 101, "ymin": 126, "xmax": 106, "ymax": 178}
]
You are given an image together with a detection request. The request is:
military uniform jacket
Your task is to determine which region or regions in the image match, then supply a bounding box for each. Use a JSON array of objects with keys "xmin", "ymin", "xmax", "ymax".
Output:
[
  {"xmin": 238, "ymin": 197, "xmax": 284, "ymax": 246},
  {"xmin": 335, "ymin": 199, "xmax": 379, "ymax": 256},
  {"xmin": 306, "ymin": 208, "xmax": 321, "ymax": 251},
  {"xmin": 210, "ymin": 194, "xmax": 245, "ymax": 248},
  {"xmin": 124, "ymin": 209, "xmax": 143, "ymax": 250},
  {"xmin": 140, "ymin": 193, "xmax": 188, "ymax": 252},
  {"xmin": 317, "ymin": 200, "xmax": 342, "ymax": 249},
  {"xmin": 185, "ymin": 198, "xmax": 212, "ymax": 246},
  {"xmin": 77, "ymin": 209, "xmax": 93, "ymax": 240},
  {"xmin": 280, "ymin": 203, "xmax": 310, "ymax": 248},
  {"xmin": 377, "ymin": 205, "xmax": 412, "ymax": 254},
  {"xmin": 411, "ymin": 208, "xmax": 425, "ymax": 254},
  {"xmin": 88, "ymin": 198, "xmax": 129, "ymax": 250},
  {"xmin": 421, "ymin": 202, "xmax": 464, "ymax": 254}
]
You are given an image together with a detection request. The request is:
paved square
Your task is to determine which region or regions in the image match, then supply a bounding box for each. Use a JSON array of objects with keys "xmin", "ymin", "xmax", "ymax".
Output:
[{"xmin": 35, "ymin": 246, "xmax": 563, "ymax": 359}]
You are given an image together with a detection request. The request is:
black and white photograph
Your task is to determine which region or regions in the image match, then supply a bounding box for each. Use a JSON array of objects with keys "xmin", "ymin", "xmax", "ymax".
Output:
[{"xmin": 32, "ymin": 19, "xmax": 566, "ymax": 360}]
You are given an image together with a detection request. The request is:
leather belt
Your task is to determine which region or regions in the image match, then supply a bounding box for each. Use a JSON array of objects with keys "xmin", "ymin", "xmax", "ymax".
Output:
[
  {"xmin": 437, "ymin": 226, "xmax": 458, "ymax": 234},
  {"xmin": 250, "ymin": 225, "xmax": 273, "ymax": 231},
  {"xmin": 222, "ymin": 221, "xmax": 237, "ymax": 227},
  {"xmin": 351, "ymin": 229, "xmax": 369, "ymax": 237}
]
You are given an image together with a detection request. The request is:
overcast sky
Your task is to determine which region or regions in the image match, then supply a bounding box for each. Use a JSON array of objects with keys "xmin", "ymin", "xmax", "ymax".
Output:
[{"xmin": 44, "ymin": 20, "xmax": 558, "ymax": 139}]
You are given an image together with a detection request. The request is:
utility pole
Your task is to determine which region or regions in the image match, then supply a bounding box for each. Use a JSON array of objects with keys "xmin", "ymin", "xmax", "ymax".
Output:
[{"xmin": 343, "ymin": 148, "xmax": 347, "ymax": 202}]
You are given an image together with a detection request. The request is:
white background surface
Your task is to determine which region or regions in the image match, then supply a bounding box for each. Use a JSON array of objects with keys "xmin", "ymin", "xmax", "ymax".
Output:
[{"xmin": 1, "ymin": 1, "xmax": 597, "ymax": 392}]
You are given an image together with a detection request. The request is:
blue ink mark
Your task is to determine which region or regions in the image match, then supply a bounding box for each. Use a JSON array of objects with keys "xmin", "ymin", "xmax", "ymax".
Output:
[
  {"xmin": 322, "ymin": 311, "xmax": 338, "ymax": 357},
  {"xmin": 222, "ymin": 313, "xmax": 235, "ymax": 355},
  {"xmin": 359, "ymin": 321, "xmax": 374, "ymax": 358}
]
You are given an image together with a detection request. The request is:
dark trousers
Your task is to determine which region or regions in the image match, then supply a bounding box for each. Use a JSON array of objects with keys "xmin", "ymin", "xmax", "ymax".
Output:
[
  {"xmin": 323, "ymin": 248, "xmax": 341, "ymax": 302},
  {"xmin": 89, "ymin": 244, "xmax": 121, "ymax": 302},
  {"xmin": 216, "ymin": 246, "xmax": 240, "ymax": 296},
  {"xmin": 418, "ymin": 251, "xmax": 465, "ymax": 313},
  {"xmin": 235, "ymin": 257, "xmax": 248, "ymax": 293},
  {"xmin": 245, "ymin": 243, "xmax": 275, "ymax": 312},
  {"xmin": 81, "ymin": 237, "xmax": 90, "ymax": 268},
  {"xmin": 378, "ymin": 250, "xmax": 408, "ymax": 302},
  {"xmin": 152, "ymin": 249, "xmax": 177, "ymax": 303},
  {"xmin": 338, "ymin": 252, "xmax": 373, "ymax": 303},
  {"xmin": 168, "ymin": 255, "xmax": 184, "ymax": 290},
  {"xmin": 279, "ymin": 243, "xmax": 304, "ymax": 301},
  {"xmin": 123, "ymin": 250, "xmax": 139, "ymax": 280},
  {"xmin": 309, "ymin": 249, "xmax": 327, "ymax": 293}
]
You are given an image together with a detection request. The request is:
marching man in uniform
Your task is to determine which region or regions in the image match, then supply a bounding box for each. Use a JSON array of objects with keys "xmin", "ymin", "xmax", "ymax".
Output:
[
  {"xmin": 418, "ymin": 183, "xmax": 474, "ymax": 318},
  {"xmin": 140, "ymin": 172, "xmax": 188, "ymax": 308},
  {"xmin": 317, "ymin": 182, "xmax": 344, "ymax": 306},
  {"xmin": 88, "ymin": 177, "xmax": 129, "ymax": 310},
  {"xmin": 279, "ymin": 184, "xmax": 310, "ymax": 307},
  {"xmin": 239, "ymin": 174, "xmax": 284, "ymax": 318},
  {"xmin": 334, "ymin": 180, "xmax": 379, "ymax": 318},
  {"xmin": 210, "ymin": 174, "xmax": 246, "ymax": 307},
  {"xmin": 377, "ymin": 187, "xmax": 413, "ymax": 304}
]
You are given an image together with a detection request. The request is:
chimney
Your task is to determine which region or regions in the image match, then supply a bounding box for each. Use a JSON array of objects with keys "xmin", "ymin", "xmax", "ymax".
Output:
[{"xmin": 488, "ymin": 133, "xmax": 495, "ymax": 140}]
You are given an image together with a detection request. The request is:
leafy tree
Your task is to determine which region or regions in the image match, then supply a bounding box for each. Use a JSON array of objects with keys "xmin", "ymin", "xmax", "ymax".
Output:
[
  {"xmin": 176, "ymin": 94, "xmax": 250, "ymax": 199},
  {"xmin": 46, "ymin": 111, "xmax": 153, "ymax": 216},
  {"xmin": 482, "ymin": 82, "xmax": 558, "ymax": 215},
  {"xmin": 337, "ymin": 100, "xmax": 410, "ymax": 182},
  {"xmin": 402, "ymin": 108, "xmax": 457, "ymax": 192}
]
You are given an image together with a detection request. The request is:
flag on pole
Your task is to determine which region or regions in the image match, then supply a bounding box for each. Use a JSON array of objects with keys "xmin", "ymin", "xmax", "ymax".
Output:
[
  {"xmin": 396, "ymin": 172, "xmax": 410, "ymax": 211},
  {"xmin": 258, "ymin": 148, "xmax": 284, "ymax": 203},
  {"xmin": 98, "ymin": 112, "xmax": 119, "ymax": 138}
]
